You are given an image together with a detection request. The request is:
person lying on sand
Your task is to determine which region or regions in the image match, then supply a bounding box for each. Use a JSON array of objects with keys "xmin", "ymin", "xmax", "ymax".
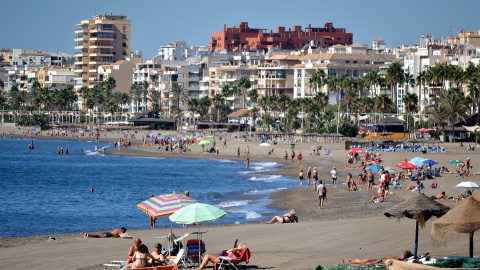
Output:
[
  {"xmin": 267, "ymin": 209, "xmax": 296, "ymax": 224},
  {"xmin": 84, "ymin": 227, "xmax": 126, "ymax": 238},
  {"xmin": 342, "ymin": 250, "xmax": 412, "ymax": 266},
  {"xmin": 194, "ymin": 245, "xmax": 247, "ymax": 270}
]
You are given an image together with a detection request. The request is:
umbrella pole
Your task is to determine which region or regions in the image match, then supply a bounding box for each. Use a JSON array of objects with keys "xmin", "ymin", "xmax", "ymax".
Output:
[
  {"xmin": 414, "ymin": 220, "xmax": 419, "ymax": 258},
  {"xmin": 470, "ymin": 231, "xmax": 474, "ymax": 258}
]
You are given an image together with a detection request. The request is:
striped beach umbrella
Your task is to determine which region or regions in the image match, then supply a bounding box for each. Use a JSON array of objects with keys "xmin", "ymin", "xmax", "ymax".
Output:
[{"xmin": 137, "ymin": 193, "xmax": 197, "ymax": 218}]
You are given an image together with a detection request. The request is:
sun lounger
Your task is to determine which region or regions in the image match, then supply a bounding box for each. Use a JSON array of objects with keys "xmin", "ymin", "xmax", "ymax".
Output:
[
  {"xmin": 133, "ymin": 263, "xmax": 179, "ymax": 270},
  {"xmin": 215, "ymin": 247, "xmax": 252, "ymax": 270}
]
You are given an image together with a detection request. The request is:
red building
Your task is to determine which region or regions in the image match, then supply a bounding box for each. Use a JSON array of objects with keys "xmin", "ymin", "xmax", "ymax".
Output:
[{"xmin": 209, "ymin": 22, "xmax": 353, "ymax": 52}]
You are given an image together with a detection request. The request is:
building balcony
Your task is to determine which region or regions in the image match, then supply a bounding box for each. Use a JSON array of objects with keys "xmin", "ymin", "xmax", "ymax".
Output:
[
  {"xmin": 90, "ymin": 37, "xmax": 113, "ymax": 41},
  {"xmin": 90, "ymin": 52, "xmax": 113, "ymax": 57},
  {"xmin": 75, "ymin": 28, "xmax": 87, "ymax": 33},
  {"xmin": 199, "ymin": 86, "xmax": 208, "ymax": 91},
  {"xmin": 90, "ymin": 29, "xmax": 114, "ymax": 33},
  {"xmin": 90, "ymin": 44, "xmax": 113, "ymax": 49}
]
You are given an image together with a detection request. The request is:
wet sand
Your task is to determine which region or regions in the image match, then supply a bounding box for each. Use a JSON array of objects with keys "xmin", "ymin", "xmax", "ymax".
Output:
[{"xmin": 1, "ymin": 125, "xmax": 479, "ymax": 269}]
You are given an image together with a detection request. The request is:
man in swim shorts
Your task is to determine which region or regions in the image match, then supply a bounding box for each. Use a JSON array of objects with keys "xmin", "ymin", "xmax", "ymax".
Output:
[
  {"xmin": 84, "ymin": 227, "xmax": 126, "ymax": 238},
  {"xmin": 367, "ymin": 170, "xmax": 374, "ymax": 190}
]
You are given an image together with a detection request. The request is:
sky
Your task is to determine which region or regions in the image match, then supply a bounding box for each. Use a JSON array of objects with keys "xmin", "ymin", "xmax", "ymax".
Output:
[{"xmin": 1, "ymin": 0, "xmax": 480, "ymax": 59}]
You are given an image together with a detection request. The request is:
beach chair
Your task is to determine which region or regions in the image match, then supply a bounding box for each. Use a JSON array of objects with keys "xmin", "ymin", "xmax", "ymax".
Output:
[
  {"xmin": 215, "ymin": 247, "xmax": 252, "ymax": 270},
  {"xmin": 185, "ymin": 239, "xmax": 206, "ymax": 267},
  {"xmin": 168, "ymin": 249, "xmax": 187, "ymax": 270},
  {"xmin": 103, "ymin": 261, "xmax": 126, "ymax": 270}
]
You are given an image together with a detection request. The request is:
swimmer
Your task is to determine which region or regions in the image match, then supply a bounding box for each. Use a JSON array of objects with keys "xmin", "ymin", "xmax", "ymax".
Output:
[{"xmin": 90, "ymin": 188, "xmax": 94, "ymax": 193}]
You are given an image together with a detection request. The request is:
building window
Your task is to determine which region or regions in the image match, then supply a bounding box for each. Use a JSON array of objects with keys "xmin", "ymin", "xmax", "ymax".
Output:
[
  {"xmin": 123, "ymin": 34, "xmax": 127, "ymax": 39},
  {"xmin": 346, "ymin": 70, "xmax": 351, "ymax": 76},
  {"xmin": 345, "ymin": 61, "xmax": 350, "ymax": 64},
  {"xmin": 328, "ymin": 69, "xmax": 336, "ymax": 76},
  {"xmin": 122, "ymin": 42, "xmax": 127, "ymax": 47},
  {"xmin": 123, "ymin": 26, "xmax": 127, "ymax": 32},
  {"xmin": 353, "ymin": 70, "xmax": 358, "ymax": 77}
]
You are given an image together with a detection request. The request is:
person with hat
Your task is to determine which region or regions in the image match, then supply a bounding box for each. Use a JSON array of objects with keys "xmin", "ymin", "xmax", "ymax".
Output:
[{"xmin": 330, "ymin": 167, "xmax": 338, "ymax": 185}]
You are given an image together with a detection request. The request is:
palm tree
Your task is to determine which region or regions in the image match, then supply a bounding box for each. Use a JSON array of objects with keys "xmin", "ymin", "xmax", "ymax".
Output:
[
  {"xmin": 365, "ymin": 70, "xmax": 381, "ymax": 97},
  {"xmin": 385, "ymin": 62, "xmax": 404, "ymax": 112},
  {"xmin": 187, "ymin": 98, "xmax": 199, "ymax": 122},
  {"xmin": 148, "ymin": 90, "xmax": 162, "ymax": 118},
  {"xmin": 258, "ymin": 96, "xmax": 269, "ymax": 116},
  {"xmin": 169, "ymin": 105, "xmax": 182, "ymax": 130},
  {"xmin": 211, "ymin": 94, "xmax": 224, "ymax": 122},
  {"xmin": 313, "ymin": 91, "xmax": 328, "ymax": 112},
  {"xmin": 230, "ymin": 85, "xmax": 241, "ymax": 109},
  {"xmin": 267, "ymin": 94, "xmax": 279, "ymax": 118},
  {"xmin": 416, "ymin": 71, "xmax": 427, "ymax": 110},
  {"xmin": 140, "ymin": 81, "xmax": 149, "ymax": 112},
  {"xmin": 401, "ymin": 92, "xmax": 418, "ymax": 135},
  {"xmin": 130, "ymin": 82, "xmax": 142, "ymax": 113},
  {"xmin": 247, "ymin": 88, "xmax": 258, "ymax": 105},
  {"xmin": 0, "ymin": 79, "xmax": 4, "ymax": 90},
  {"xmin": 443, "ymin": 91, "xmax": 468, "ymax": 143},
  {"xmin": 170, "ymin": 85, "xmax": 188, "ymax": 107},
  {"xmin": 0, "ymin": 90, "xmax": 6, "ymax": 125},
  {"xmin": 250, "ymin": 106, "xmax": 259, "ymax": 128},
  {"xmin": 361, "ymin": 96, "xmax": 375, "ymax": 123},
  {"xmin": 309, "ymin": 68, "xmax": 326, "ymax": 95},
  {"xmin": 277, "ymin": 94, "xmax": 290, "ymax": 126},
  {"xmin": 375, "ymin": 94, "xmax": 394, "ymax": 116},
  {"xmin": 342, "ymin": 89, "xmax": 357, "ymax": 115},
  {"xmin": 238, "ymin": 75, "xmax": 251, "ymax": 109},
  {"xmin": 426, "ymin": 105, "xmax": 448, "ymax": 142},
  {"xmin": 102, "ymin": 77, "xmax": 116, "ymax": 103},
  {"xmin": 197, "ymin": 96, "xmax": 211, "ymax": 120},
  {"xmin": 467, "ymin": 78, "xmax": 479, "ymax": 114}
]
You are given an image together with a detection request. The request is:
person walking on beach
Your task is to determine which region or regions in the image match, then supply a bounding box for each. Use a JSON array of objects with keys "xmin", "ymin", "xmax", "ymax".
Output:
[
  {"xmin": 284, "ymin": 151, "xmax": 288, "ymax": 163},
  {"xmin": 246, "ymin": 146, "xmax": 250, "ymax": 157},
  {"xmin": 367, "ymin": 170, "xmax": 374, "ymax": 190},
  {"xmin": 313, "ymin": 167, "xmax": 319, "ymax": 190},
  {"xmin": 306, "ymin": 167, "xmax": 312, "ymax": 187},
  {"xmin": 223, "ymin": 137, "xmax": 227, "ymax": 148},
  {"xmin": 330, "ymin": 167, "xmax": 338, "ymax": 185},
  {"xmin": 216, "ymin": 148, "xmax": 219, "ymax": 158},
  {"xmin": 246, "ymin": 158, "xmax": 250, "ymax": 169},
  {"xmin": 297, "ymin": 151, "xmax": 302, "ymax": 165},
  {"xmin": 317, "ymin": 180, "xmax": 326, "ymax": 208},
  {"xmin": 291, "ymin": 150, "xmax": 295, "ymax": 163},
  {"xmin": 298, "ymin": 169, "xmax": 304, "ymax": 187},
  {"xmin": 237, "ymin": 147, "xmax": 241, "ymax": 157}
]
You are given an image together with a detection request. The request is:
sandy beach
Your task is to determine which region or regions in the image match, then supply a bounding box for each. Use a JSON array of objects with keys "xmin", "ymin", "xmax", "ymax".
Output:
[{"xmin": 1, "ymin": 124, "xmax": 479, "ymax": 269}]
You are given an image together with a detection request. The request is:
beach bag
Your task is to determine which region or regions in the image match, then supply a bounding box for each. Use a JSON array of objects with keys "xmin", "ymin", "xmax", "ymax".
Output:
[{"xmin": 322, "ymin": 186, "xmax": 327, "ymax": 198}]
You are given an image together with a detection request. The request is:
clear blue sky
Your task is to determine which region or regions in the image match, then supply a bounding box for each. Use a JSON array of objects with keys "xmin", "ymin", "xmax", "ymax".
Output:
[{"xmin": 1, "ymin": 0, "xmax": 479, "ymax": 59}]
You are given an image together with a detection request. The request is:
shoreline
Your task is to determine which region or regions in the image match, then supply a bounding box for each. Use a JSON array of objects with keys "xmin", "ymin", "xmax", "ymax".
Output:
[{"xmin": 3, "ymin": 125, "xmax": 480, "ymax": 269}]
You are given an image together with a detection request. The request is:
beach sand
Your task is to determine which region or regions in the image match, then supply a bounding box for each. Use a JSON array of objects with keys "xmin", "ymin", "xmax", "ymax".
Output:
[{"xmin": 1, "ymin": 124, "xmax": 479, "ymax": 269}]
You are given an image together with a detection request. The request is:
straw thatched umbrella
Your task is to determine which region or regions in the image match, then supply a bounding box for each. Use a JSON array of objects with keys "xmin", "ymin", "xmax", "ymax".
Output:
[
  {"xmin": 384, "ymin": 192, "xmax": 450, "ymax": 257},
  {"xmin": 431, "ymin": 193, "xmax": 480, "ymax": 257}
]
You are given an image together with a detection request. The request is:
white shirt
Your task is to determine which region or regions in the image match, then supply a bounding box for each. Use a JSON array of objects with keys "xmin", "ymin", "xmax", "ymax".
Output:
[{"xmin": 331, "ymin": 169, "xmax": 337, "ymax": 178}]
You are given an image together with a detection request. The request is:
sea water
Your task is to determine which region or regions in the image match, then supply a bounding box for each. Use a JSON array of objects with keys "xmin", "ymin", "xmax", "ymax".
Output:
[{"xmin": 0, "ymin": 138, "xmax": 296, "ymax": 237}]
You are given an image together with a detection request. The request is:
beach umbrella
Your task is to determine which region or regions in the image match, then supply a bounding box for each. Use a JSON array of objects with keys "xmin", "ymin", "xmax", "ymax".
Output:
[
  {"xmin": 448, "ymin": 159, "xmax": 464, "ymax": 164},
  {"xmin": 409, "ymin": 158, "xmax": 425, "ymax": 168},
  {"xmin": 365, "ymin": 165, "xmax": 382, "ymax": 172},
  {"xmin": 259, "ymin": 142, "xmax": 271, "ymax": 154},
  {"xmin": 169, "ymin": 203, "xmax": 227, "ymax": 261},
  {"xmin": 456, "ymin": 181, "xmax": 480, "ymax": 189},
  {"xmin": 197, "ymin": 140, "xmax": 211, "ymax": 146},
  {"xmin": 422, "ymin": 159, "xmax": 439, "ymax": 165},
  {"xmin": 411, "ymin": 157, "xmax": 425, "ymax": 161},
  {"xmin": 163, "ymin": 133, "xmax": 168, "ymax": 136},
  {"xmin": 396, "ymin": 161, "xmax": 417, "ymax": 170},
  {"xmin": 431, "ymin": 193, "xmax": 480, "ymax": 257},
  {"xmin": 384, "ymin": 167, "xmax": 397, "ymax": 172},
  {"xmin": 358, "ymin": 126, "xmax": 368, "ymax": 131},
  {"xmin": 136, "ymin": 193, "xmax": 197, "ymax": 218},
  {"xmin": 350, "ymin": 147, "xmax": 364, "ymax": 154},
  {"xmin": 385, "ymin": 192, "xmax": 450, "ymax": 258}
]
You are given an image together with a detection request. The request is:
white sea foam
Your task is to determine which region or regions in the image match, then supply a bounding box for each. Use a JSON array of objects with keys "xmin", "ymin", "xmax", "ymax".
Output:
[
  {"xmin": 244, "ymin": 187, "xmax": 287, "ymax": 194},
  {"xmin": 217, "ymin": 200, "xmax": 252, "ymax": 208},
  {"xmin": 216, "ymin": 159, "xmax": 236, "ymax": 163},
  {"xmin": 247, "ymin": 175, "xmax": 282, "ymax": 182},
  {"xmin": 245, "ymin": 211, "xmax": 262, "ymax": 219}
]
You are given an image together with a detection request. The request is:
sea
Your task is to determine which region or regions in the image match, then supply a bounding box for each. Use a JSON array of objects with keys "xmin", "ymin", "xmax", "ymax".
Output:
[{"xmin": 0, "ymin": 138, "xmax": 297, "ymax": 237}]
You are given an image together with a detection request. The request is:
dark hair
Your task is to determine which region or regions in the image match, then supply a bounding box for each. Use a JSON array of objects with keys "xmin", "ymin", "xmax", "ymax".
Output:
[
  {"xmin": 137, "ymin": 244, "xmax": 148, "ymax": 253},
  {"xmin": 404, "ymin": 250, "xmax": 412, "ymax": 258},
  {"xmin": 121, "ymin": 227, "xmax": 127, "ymax": 232},
  {"xmin": 319, "ymin": 180, "xmax": 323, "ymax": 184},
  {"xmin": 155, "ymin": 243, "xmax": 162, "ymax": 249},
  {"xmin": 442, "ymin": 192, "xmax": 446, "ymax": 195}
]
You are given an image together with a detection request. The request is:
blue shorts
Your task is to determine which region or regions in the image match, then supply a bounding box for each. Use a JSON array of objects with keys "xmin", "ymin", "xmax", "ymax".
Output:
[{"xmin": 103, "ymin": 232, "xmax": 113, "ymax": 237}]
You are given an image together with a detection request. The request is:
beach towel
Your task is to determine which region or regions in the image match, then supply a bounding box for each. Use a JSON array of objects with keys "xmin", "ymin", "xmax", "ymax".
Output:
[{"xmin": 119, "ymin": 233, "xmax": 132, "ymax": 239}]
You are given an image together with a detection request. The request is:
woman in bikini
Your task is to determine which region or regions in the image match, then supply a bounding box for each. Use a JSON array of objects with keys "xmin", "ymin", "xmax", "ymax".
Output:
[
  {"xmin": 122, "ymin": 244, "xmax": 158, "ymax": 269},
  {"xmin": 267, "ymin": 209, "xmax": 296, "ymax": 224},
  {"xmin": 298, "ymin": 170, "xmax": 304, "ymax": 187}
]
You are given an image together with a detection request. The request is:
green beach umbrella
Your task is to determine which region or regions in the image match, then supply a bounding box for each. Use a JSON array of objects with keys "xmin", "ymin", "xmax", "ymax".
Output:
[
  {"xmin": 163, "ymin": 133, "xmax": 168, "ymax": 136},
  {"xmin": 169, "ymin": 203, "xmax": 227, "ymax": 224},
  {"xmin": 169, "ymin": 203, "xmax": 227, "ymax": 261},
  {"xmin": 448, "ymin": 159, "xmax": 463, "ymax": 164},
  {"xmin": 197, "ymin": 140, "xmax": 211, "ymax": 146}
]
